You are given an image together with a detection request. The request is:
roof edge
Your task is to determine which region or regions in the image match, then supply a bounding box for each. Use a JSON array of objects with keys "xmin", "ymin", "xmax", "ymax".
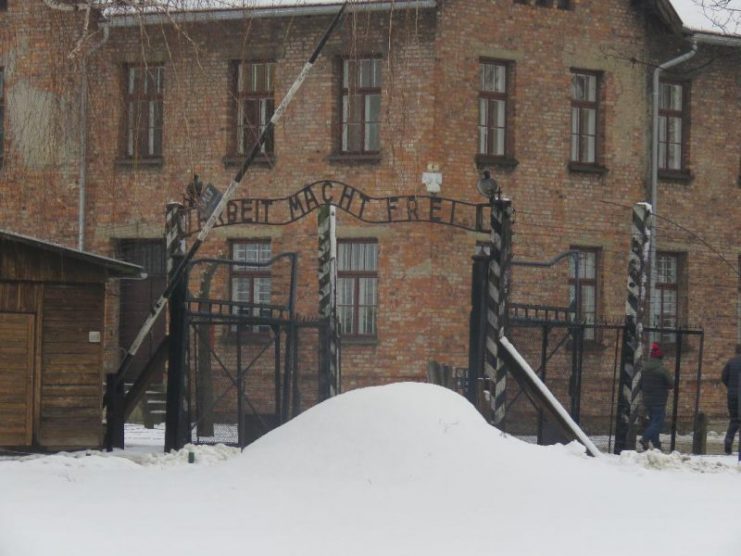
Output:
[
  {"xmin": 0, "ymin": 229, "xmax": 145, "ymax": 279},
  {"xmin": 103, "ymin": 1, "xmax": 437, "ymax": 28}
]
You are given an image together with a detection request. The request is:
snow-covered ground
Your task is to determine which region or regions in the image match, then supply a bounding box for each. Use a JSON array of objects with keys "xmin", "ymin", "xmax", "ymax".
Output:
[{"xmin": 0, "ymin": 383, "xmax": 739, "ymax": 556}]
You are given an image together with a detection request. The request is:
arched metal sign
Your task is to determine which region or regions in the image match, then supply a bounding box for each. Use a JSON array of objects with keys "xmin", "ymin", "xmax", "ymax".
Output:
[{"xmin": 183, "ymin": 180, "xmax": 491, "ymax": 236}]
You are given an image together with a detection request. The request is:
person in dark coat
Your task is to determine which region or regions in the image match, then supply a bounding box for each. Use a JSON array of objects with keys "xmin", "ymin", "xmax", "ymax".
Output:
[
  {"xmin": 639, "ymin": 342, "xmax": 674, "ymax": 451},
  {"xmin": 721, "ymin": 344, "xmax": 741, "ymax": 455}
]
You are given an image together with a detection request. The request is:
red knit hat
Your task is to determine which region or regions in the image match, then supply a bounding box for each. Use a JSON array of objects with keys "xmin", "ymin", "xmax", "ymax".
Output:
[{"xmin": 650, "ymin": 342, "xmax": 663, "ymax": 358}]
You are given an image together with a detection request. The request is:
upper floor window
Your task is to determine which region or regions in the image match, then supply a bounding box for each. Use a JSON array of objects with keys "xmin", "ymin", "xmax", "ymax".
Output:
[
  {"xmin": 0, "ymin": 1, "xmax": 6, "ymax": 11},
  {"xmin": 569, "ymin": 248, "xmax": 599, "ymax": 341},
  {"xmin": 231, "ymin": 240, "xmax": 272, "ymax": 333},
  {"xmin": 234, "ymin": 61, "xmax": 275, "ymax": 157},
  {"xmin": 125, "ymin": 65, "xmax": 164, "ymax": 159},
  {"xmin": 570, "ymin": 71, "xmax": 600, "ymax": 165},
  {"xmin": 651, "ymin": 252, "xmax": 683, "ymax": 344},
  {"xmin": 658, "ymin": 81, "xmax": 688, "ymax": 173},
  {"xmin": 514, "ymin": 0, "xmax": 571, "ymax": 9},
  {"xmin": 338, "ymin": 240, "xmax": 378, "ymax": 337},
  {"xmin": 478, "ymin": 60, "xmax": 511, "ymax": 160},
  {"xmin": 341, "ymin": 58, "xmax": 381, "ymax": 154},
  {"xmin": 0, "ymin": 68, "xmax": 4, "ymax": 168}
]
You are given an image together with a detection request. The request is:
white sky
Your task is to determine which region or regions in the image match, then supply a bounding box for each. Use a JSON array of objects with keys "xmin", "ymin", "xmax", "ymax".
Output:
[
  {"xmin": 0, "ymin": 382, "xmax": 738, "ymax": 556},
  {"xmin": 670, "ymin": 0, "xmax": 741, "ymax": 35}
]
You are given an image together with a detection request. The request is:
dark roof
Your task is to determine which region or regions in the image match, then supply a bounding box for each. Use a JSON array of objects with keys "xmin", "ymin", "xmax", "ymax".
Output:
[{"xmin": 0, "ymin": 229, "xmax": 145, "ymax": 279}]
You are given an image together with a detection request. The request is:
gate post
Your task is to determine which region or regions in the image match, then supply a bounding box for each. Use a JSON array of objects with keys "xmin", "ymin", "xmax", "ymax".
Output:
[
  {"xmin": 318, "ymin": 204, "xmax": 339, "ymax": 400},
  {"xmin": 486, "ymin": 196, "xmax": 513, "ymax": 427},
  {"xmin": 614, "ymin": 202, "xmax": 652, "ymax": 454},
  {"xmin": 164, "ymin": 202, "xmax": 188, "ymax": 452},
  {"xmin": 467, "ymin": 252, "xmax": 489, "ymax": 406}
]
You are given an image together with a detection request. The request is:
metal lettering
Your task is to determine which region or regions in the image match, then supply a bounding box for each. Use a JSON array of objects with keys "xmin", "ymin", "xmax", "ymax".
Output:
[
  {"xmin": 406, "ymin": 196, "xmax": 419, "ymax": 220},
  {"xmin": 321, "ymin": 181, "xmax": 335, "ymax": 203},
  {"xmin": 387, "ymin": 196, "xmax": 399, "ymax": 221},
  {"xmin": 240, "ymin": 199, "xmax": 254, "ymax": 223},
  {"xmin": 339, "ymin": 185, "xmax": 356, "ymax": 211},
  {"xmin": 289, "ymin": 194, "xmax": 306, "ymax": 220}
]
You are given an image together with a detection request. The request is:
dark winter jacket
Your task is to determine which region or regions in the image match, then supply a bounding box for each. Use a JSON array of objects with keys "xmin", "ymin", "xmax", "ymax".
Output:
[
  {"xmin": 641, "ymin": 358, "xmax": 674, "ymax": 408},
  {"xmin": 721, "ymin": 355, "xmax": 741, "ymax": 400}
]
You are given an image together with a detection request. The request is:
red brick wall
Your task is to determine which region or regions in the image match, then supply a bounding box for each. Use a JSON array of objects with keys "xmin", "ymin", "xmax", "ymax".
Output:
[{"xmin": 1, "ymin": 1, "xmax": 739, "ymax": 429}]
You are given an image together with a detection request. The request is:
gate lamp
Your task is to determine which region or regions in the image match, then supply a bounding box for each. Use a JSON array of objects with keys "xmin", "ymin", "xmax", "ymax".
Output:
[{"xmin": 476, "ymin": 169, "xmax": 500, "ymax": 199}]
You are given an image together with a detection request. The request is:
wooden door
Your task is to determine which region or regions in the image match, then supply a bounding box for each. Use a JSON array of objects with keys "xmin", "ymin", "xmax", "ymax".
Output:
[
  {"xmin": 117, "ymin": 240, "xmax": 167, "ymax": 382},
  {"xmin": 0, "ymin": 313, "xmax": 35, "ymax": 446}
]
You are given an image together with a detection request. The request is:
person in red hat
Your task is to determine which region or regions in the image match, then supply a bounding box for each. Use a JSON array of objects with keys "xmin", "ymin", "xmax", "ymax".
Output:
[{"xmin": 639, "ymin": 342, "xmax": 674, "ymax": 451}]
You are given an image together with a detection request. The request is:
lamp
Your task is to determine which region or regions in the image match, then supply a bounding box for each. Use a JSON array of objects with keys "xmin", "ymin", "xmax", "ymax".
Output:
[{"xmin": 476, "ymin": 169, "xmax": 499, "ymax": 198}]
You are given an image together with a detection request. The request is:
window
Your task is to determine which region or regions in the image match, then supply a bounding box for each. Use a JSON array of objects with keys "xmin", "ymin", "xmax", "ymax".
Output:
[
  {"xmin": 0, "ymin": 68, "xmax": 4, "ymax": 168},
  {"xmin": 233, "ymin": 61, "xmax": 275, "ymax": 157},
  {"xmin": 658, "ymin": 81, "xmax": 688, "ymax": 173},
  {"xmin": 737, "ymin": 255, "xmax": 740, "ymax": 346},
  {"xmin": 478, "ymin": 60, "xmax": 511, "ymax": 160},
  {"xmin": 569, "ymin": 249, "xmax": 599, "ymax": 341},
  {"xmin": 570, "ymin": 71, "xmax": 599, "ymax": 165},
  {"xmin": 651, "ymin": 252, "xmax": 681, "ymax": 344},
  {"xmin": 337, "ymin": 240, "xmax": 378, "ymax": 337},
  {"xmin": 341, "ymin": 58, "xmax": 381, "ymax": 154},
  {"xmin": 0, "ymin": 1, "xmax": 6, "ymax": 11},
  {"xmin": 231, "ymin": 241, "xmax": 272, "ymax": 333},
  {"xmin": 124, "ymin": 65, "xmax": 164, "ymax": 159},
  {"xmin": 514, "ymin": 0, "xmax": 570, "ymax": 9}
]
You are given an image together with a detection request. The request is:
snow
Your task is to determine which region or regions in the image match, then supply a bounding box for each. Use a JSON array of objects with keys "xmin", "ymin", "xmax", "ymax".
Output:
[
  {"xmin": 0, "ymin": 382, "xmax": 739, "ymax": 555},
  {"xmin": 670, "ymin": 0, "xmax": 741, "ymax": 36},
  {"xmin": 99, "ymin": 0, "xmax": 419, "ymax": 16}
]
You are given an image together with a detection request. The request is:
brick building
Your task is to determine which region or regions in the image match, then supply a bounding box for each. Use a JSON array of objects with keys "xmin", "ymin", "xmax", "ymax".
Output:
[{"xmin": 0, "ymin": 0, "xmax": 739, "ymax": 442}]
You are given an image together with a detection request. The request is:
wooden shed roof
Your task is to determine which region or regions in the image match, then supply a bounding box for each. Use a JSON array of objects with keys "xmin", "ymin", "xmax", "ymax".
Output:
[{"xmin": 0, "ymin": 229, "xmax": 145, "ymax": 279}]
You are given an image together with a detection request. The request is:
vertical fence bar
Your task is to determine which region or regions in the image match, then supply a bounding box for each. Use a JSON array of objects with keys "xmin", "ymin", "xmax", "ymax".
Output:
[
  {"xmin": 317, "ymin": 205, "xmax": 339, "ymax": 399},
  {"xmin": 670, "ymin": 331, "xmax": 683, "ymax": 452},
  {"xmin": 486, "ymin": 197, "xmax": 513, "ymax": 427},
  {"xmin": 614, "ymin": 203, "xmax": 652, "ymax": 454}
]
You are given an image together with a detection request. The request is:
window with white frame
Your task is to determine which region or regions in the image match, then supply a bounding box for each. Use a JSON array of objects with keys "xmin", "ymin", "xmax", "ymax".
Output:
[
  {"xmin": 337, "ymin": 240, "xmax": 378, "ymax": 337},
  {"xmin": 570, "ymin": 71, "xmax": 599, "ymax": 165},
  {"xmin": 478, "ymin": 60, "xmax": 510, "ymax": 158},
  {"xmin": 231, "ymin": 241, "xmax": 272, "ymax": 333},
  {"xmin": 341, "ymin": 58, "xmax": 381, "ymax": 154},
  {"xmin": 125, "ymin": 65, "xmax": 164, "ymax": 159},
  {"xmin": 652, "ymin": 252, "xmax": 681, "ymax": 344},
  {"xmin": 569, "ymin": 248, "xmax": 599, "ymax": 341},
  {"xmin": 658, "ymin": 81, "xmax": 686, "ymax": 172},
  {"xmin": 234, "ymin": 61, "xmax": 275, "ymax": 156}
]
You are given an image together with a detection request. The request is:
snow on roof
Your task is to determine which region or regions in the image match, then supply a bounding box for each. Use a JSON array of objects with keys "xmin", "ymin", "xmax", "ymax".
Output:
[
  {"xmin": 669, "ymin": 0, "xmax": 741, "ymax": 37},
  {"xmin": 100, "ymin": 0, "xmax": 434, "ymax": 17}
]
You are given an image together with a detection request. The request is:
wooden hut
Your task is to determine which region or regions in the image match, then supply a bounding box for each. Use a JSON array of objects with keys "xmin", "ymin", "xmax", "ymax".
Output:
[{"xmin": 0, "ymin": 229, "xmax": 143, "ymax": 450}]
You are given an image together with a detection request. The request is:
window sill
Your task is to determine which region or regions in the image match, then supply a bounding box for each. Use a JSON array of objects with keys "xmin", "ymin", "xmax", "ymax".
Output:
[
  {"xmin": 568, "ymin": 162, "xmax": 608, "ymax": 175},
  {"xmin": 340, "ymin": 336, "xmax": 378, "ymax": 346},
  {"xmin": 658, "ymin": 170, "xmax": 693, "ymax": 184},
  {"xmin": 475, "ymin": 154, "xmax": 519, "ymax": 171},
  {"xmin": 223, "ymin": 154, "xmax": 275, "ymax": 169},
  {"xmin": 327, "ymin": 153, "xmax": 382, "ymax": 166},
  {"xmin": 115, "ymin": 157, "xmax": 164, "ymax": 169}
]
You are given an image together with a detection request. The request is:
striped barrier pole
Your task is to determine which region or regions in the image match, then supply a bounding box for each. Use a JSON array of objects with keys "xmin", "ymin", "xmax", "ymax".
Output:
[
  {"xmin": 614, "ymin": 202, "xmax": 652, "ymax": 453},
  {"xmin": 486, "ymin": 197, "xmax": 513, "ymax": 427},
  {"xmin": 318, "ymin": 204, "xmax": 339, "ymax": 398}
]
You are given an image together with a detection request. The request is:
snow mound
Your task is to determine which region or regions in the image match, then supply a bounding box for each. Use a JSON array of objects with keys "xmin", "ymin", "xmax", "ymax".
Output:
[{"xmin": 228, "ymin": 382, "xmax": 576, "ymax": 484}]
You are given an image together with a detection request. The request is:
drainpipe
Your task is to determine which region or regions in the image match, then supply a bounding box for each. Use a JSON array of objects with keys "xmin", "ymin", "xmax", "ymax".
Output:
[
  {"xmin": 648, "ymin": 39, "xmax": 697, "ymax": 328},
  {"xmin": 78, "ymin": 25, "xmax": 110, "ymax": 250}
]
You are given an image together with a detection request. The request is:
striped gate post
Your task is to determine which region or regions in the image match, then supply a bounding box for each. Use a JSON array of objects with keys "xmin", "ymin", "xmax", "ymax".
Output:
[
  {"xmin": 164, "ymin": 202, "xmax": 188, "ymax": 452},
  {"xmin": 318, "ymin": 204, "xmax": 339, "ymax": 399},
  {"xmin": 614, "ymin": 202, "xmax": 652, "ymax": 454},
  {"xmin": 166, "ymin": 202, "xmax": 187, "ymax": 275},
  {"xmin": 486, "ymin": 197, "xmax": 514, "ymax": 427}
]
